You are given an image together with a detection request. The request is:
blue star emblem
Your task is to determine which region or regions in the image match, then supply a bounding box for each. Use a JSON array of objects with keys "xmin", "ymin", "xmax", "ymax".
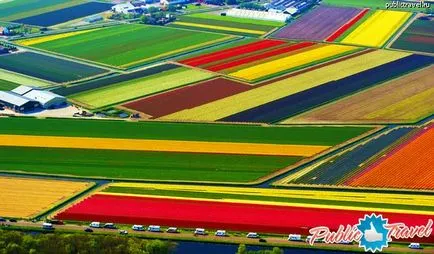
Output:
[{"xmin": 356, "ymin": 213, "xmax": 390, "ymax": 253}]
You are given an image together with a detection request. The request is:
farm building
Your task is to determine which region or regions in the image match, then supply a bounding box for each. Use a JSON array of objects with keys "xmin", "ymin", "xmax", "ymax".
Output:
[
  {"xmin": 112, "ymin": 2, "xmax": 143, "ymax": 14},
  {"xmin": 11, "ymin": 86, "xmax": 66, "ymax": 109},
  {"xmin": 226, "ymin": 8, "xmax": 291, "ymax": 22},
  {"xmin": 265, "ymin": 0, "xmax": 318, "ymax": 14},
  {"xmin": 0, "ymin": 91, "xmax": 40, "ymax": 112}
]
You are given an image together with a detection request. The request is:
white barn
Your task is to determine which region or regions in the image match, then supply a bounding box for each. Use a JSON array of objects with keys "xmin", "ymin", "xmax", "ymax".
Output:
[{"xmin": 11, "ymin": 86, "xmax": 66, "ymax": 109}]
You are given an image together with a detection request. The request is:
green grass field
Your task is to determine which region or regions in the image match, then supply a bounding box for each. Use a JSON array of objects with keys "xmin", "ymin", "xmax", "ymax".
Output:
[
  {"xmin": 0, "ymin": 117, "xmax": 373, "ymax": 146},
  {"xmin": 0, "ymin": 147, "xmax": 300, "ymax": 182},
  {"xmin": 323, "ymin": 0, "xmax": 433, "ymax": 12},
  {"xmin": 0, "ymin": 79, "xmax": 20, "ymax": 90},
  {"xmin": 102, "ymin": 186, "xmax": 434, "ymax": 212},
  {"xmin": 0, "ymin": 0, "xmax": 85, "ymax": 21},
  {"xmin": 0, "ymin": 69, "xmax": 52, "ymax": 88},
  {"xmin": 27, "ymin": 24, "xmax": 231, "ymax": 68},
  {"xmin": 70, "ymin": 67, "xmax": 214, "ymax": 109}
]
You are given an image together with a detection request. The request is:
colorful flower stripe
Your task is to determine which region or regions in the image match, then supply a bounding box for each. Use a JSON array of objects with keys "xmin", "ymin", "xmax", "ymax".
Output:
[
  {"xmin": 160, "ymin": 50, "xmax": 410, "ymax": 121},
  {"xmin": 325, "ymin": 9, "xmax": 370, "ymax": 42},
  {"xmin": 109, "ymin": 182, "xmax": 434, "ymax": 209},
  {"xmin": 229, "ymin": 44, "xmax": 357, "ymax": 81},
  {"xmin": 342, "ymin": 10, "xmax": 412, "ymax": 47},
  {"xmin": 55, "ymin": 194, "xmax": 434, "ymax": 241},
  {"xmin": 206, "ymin": 42, "xmax": 316, "ymax": 72},
  {"xmin": 0, "ymin": 134, "xmax": 330, "ymax": 157},
  {"xmin": 348, "ymin": 125, "xmax": 434, "ymax": 190},
  {"xmin": 17, "ymin": 28, "xmax": 100, "ymax": 46},
  {"xmin": 179, "ymin": 40, "xmax": 286, "ymax": 67}
]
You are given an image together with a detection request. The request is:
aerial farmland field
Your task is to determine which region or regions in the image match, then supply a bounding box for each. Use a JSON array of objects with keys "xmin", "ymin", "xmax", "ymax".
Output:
[
  {"xmin": 287, "ymin": 66, "xmax": 434, "ymax": 124},
  {"xmin": 0, "ymin": 176, "xmax": 93, "ymax": 218},
  {"xmin": 341, "ymin": 10, "xmax": 412, "ymax": 47},
  {"xmin": 348, "ymin": 125, "xmax": 434, "ymax": 190},
  {"xmin": 0, "ymin": 51, "xmax": 109, "ymax": 83},
  {"xmin": 161, "ymin": 50, "xmax": 412, "ymax": 122},
  {"xmin": 0, "ymin": 117, "xmax": 372, "ymax": 182},
  {"xmin": 169, "ymin": 13, "xmax": 284, "ymax": 37},
  {"xmin": 0, "ymin": 0, "xmax": 85, "ymax": 22},
  {"xmin": 1, "ymin": 1, "xmax": 433, "ymax": 252},
  {"xmin": 274, "ymin": 5, "xmax": 365, "ymax": 41},
  {"xmin": 55, "ymin": 187, "xmax": 434, "ymax": 241},
  {"xmin": 70, "ymin": 67, "xmax": 214, "ymax": 109},
  {"xmin": 12, "ymin": 2, "xmax": 113, "ymax": 27},
  {"xmin": 391, "ymin": 18, "xmax": 434, "ymax": 54},
  {"xmin": 122, "ymin": 78, "xmax": 252, "ymax": 118},
  {"xmin": 17, "ymin": 24, "xmax": 233, "ymax": 68}
]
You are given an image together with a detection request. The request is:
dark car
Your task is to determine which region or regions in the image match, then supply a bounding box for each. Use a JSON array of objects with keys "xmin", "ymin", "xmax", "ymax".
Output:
[
  {"xmin": 47, "ymin": 219, "xmax": 64, "ymax": 225},
  {"xmin": 84, "ymin": 228, "xmax": 94, "ymax": 233},
  {"xmin": 104, "ymin": 223, "xmax": 117, "ymax": 229},
  {"xmin": 259, "ymin": 238, "xmax": 267, "ymax": 243},
  {"xmin": 0, "ymin": 217, "xmax": 6, "ymax": 222},
  {"xmin": 9, "ymin": 219, "xmax": 17, "ymax": 223}
]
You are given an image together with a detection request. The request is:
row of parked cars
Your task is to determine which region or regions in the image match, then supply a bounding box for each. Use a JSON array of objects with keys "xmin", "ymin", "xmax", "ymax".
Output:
[{"xmin": 38, "ymin": 220, "xmax": 423, "ymax": 250}]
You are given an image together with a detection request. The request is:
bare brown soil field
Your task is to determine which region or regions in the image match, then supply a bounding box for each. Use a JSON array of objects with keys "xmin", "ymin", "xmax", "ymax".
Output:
[
  {"xmin": 122, "ymin": 78, "xmax": 251, "ymax": 118},
  {"xmin": 286, "ymin": 66, "xmax": 434, "ymax": 123}
]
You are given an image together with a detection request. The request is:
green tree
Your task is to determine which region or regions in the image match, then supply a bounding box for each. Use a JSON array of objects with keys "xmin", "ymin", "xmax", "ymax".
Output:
[{"xmin": 237, "ymin": 244, "xmax": 247, "ymax": 254}]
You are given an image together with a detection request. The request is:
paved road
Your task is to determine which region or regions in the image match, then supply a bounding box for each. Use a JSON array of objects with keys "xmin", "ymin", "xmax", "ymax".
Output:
[{"xmin": 4, "ymin": 221, "xmax": 431, "ymax": 253}]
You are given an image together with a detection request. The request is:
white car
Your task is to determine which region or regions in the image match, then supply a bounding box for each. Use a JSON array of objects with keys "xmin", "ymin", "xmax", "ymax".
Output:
[
  {"xmin": 246, "ymin": 232, "xmax": 259, "ymax": 238},
  {"xmin": 408, "ymin": 243, "xmax": 421, "ymax": 249},
  {"xmin": 215, "ymin": 230, "xmax": 226, "ymax": 237},
  {"xmin": 166, "ymin": 227, "xmax": 178, "ymax": 233},
  {"xmin": 132, "ymin": 225, "xmax": 144, "ymax": 231},
  {"xmin": 194, "ymin": 228, "xmax": 206, "ymax": 235},
  {"xmin": 288, "ymin": 234, "xmax": 302, "ymax": 241},
  {"xmin": 147, "ymin": 225, "xmax": 161, "ymax": 232},
  {"xmin": 89, "ymin": 222, "xmax": 101, "ymax": 228}
]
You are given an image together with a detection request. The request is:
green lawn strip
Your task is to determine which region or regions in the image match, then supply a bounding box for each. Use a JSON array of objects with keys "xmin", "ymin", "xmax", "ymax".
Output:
[
  {"xmin": 70, "ymin": 67, "xmax": 214, "ymax": 109},
  {"xmin": 0, "ymin": 147, "xmax": 300, "ymax": 182},
  {"xmin": 0, "ymin": 117, "xmax": 373, "ymax": 145},
  {"xmin": 250, "ymin": 48, "xmax": 363, "ymax": 83},
  {"xmin": 0, "ymin": 69, "xmax": 53, "ymax": 88},
  {"xmin": 335, "ymin": 10, "xmax": 375, "ymax": 42},
  {"xmin": 176, "ymin": 38, "xmax": 259, "ymax": 61},
  {"xmin": 102, "ymin": 186, "xmax": 434, "ymax": 212},
  {"xmin": 0, "ymin": 79, "xmax": 20, "ymax": 90},
  {"xmin": 167, "ymin": 23, "xmax": 262, "ymax": 37},
  {"xmin": 29, "ymin": 24, "xmax": 228, "ymax": 67},
  {"xmin": 0, "ymin": 0, "xmax": 85, "ymax": 22},
  {"xmin": 187, "ymin": 13, "xmax": 285, "ymax": 27},
  {"xmin": 322, "ymin": 0, "xmax": 432, "ymax": 12},
  {"xmin": 177, "ymin": 16, "xmax": 274, "ymax": 32}
]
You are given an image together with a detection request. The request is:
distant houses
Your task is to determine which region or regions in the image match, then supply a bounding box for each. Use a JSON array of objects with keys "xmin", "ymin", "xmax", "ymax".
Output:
[{"xmin": 0, "ymin": 85, "xmax": 66, "ymax": 113}]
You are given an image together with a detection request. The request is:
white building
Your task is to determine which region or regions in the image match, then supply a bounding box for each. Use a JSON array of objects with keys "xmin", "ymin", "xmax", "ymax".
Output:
[
  {"xmin": 111, "ymin": 2, "xmax": 141, "ymax": 14},
  {"xmin": 225, "ymin": 8, "xmax": 290, "ymax": 22},
  {"xmin": 11, "ymin": 85, "xmax": 66, "ymax": 109}
]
